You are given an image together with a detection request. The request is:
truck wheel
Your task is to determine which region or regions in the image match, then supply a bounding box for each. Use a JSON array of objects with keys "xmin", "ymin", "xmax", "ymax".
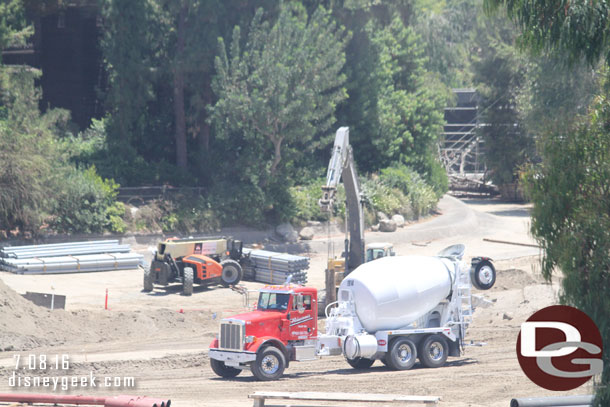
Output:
[
  {"xmin": 471, "ymin": 259, "xmax": 496, "ymax": 290},
  {"xmin": 210, "ymin": 358, "xmax": 241, "ymax": 378},
  {"xmin": 418, "ymin": 334, "xmax": 449, "ymax": 368},
  {"xmin": 346, "ymin": 357, "xmax": 375, "ymax": 369},
  {"xmin": 220, "ymin": 259, "xmax": 242, "ymax": 287},
  {"xmin": 143, "ymin": 268, "xmax": 153, "ymax": 292},
  {"xmin": 183, "ymin": 267, "xmax": 194, "ymax": 296},
  {"xmin": 384, "ymin": 338, "xmax": 417, "ymax": 370},
  {"xmin": 251, "ymin": 346, "xmax": 285, "ymax": 381}
]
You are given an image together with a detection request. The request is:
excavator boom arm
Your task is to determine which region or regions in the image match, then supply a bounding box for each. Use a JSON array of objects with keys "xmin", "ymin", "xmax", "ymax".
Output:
[{"xmin": 319, "ymin": 127, "xmax": 365, "ymax": 272}]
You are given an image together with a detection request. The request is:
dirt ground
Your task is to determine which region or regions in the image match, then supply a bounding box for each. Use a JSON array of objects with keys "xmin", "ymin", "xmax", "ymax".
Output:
[{"xmin": 0, "ymin": 196, "xmax": 595, "ymax": 406}]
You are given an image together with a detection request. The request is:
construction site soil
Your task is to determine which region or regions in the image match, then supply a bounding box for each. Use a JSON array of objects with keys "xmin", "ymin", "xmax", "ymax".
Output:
[{"xmin": 0, "ymin": 197, "xmax": 596, "ymax": 406}]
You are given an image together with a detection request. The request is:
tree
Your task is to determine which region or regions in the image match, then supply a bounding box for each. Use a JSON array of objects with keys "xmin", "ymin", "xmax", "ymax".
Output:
[
  {"xmin": 472, "ymin": 14, "xmax": 533, "ymax": 187},
  {"xmin": 332, "ymin": 4, "xmax": 448, "ymax": 194},
  {"xmin": 485, "ymin": 0, "xmax": 610, "ymax": 66},
  {"xmin": 210, "ymin": 3, "xmax": 348, "ymax": 187},
  {"xmin": 523, "ymin": 79, "xmax": 610, "ymax": 406},
  {"xmin": 0, "ymin": 66, "xmax": 71, "ymax": 235},
  {"xmin": 100, "ymin": 0, "xmax": 157, "ymax": 163},
  {"xmin": 485, "ymin": 2, "xmax": 610, "ymax": 404}
]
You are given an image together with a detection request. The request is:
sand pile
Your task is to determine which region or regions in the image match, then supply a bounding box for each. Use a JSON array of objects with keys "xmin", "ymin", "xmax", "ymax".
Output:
[{"xmin": 0, "ymin": 279, "xmax": 217, "ymax": 352}]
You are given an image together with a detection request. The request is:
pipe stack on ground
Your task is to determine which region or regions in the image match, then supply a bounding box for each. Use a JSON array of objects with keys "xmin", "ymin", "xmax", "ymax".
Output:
[
  {"xmin": 510, "ymin": 395, "xmax": 593, "ymax": 407},
  {"xmin": 0, "ymin": 240, "xmax": 129, "ymax": 259},
  {"xmin": 0, "ymin": 240, "xmax": 143, "ymax": 274},
  {"xmin": 242, "ymin": 248, "xmax": 309, "ymax": 285}
]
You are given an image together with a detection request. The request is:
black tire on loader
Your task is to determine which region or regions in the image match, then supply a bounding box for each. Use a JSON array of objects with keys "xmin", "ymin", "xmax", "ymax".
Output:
[
  {"xmin": 183, "ymin": 267, "xmax": 194, "ymax": 296},
  {"xmin": 220, "ymin": 259, "xmax": 242, "ymax": 286},
  {"xmin": 143, "ymin": 267, "xmax": 153, "ymax": 292}
]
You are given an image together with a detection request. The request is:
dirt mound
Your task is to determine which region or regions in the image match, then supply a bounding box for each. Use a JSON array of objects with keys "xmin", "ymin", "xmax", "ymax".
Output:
[
  {"xmin": 489, "ymin": 267, "xmax": 541, "ymax": 291},
  {"xmin": 0, "ymin": 279, "xmax": 217, "ymax": 352}
]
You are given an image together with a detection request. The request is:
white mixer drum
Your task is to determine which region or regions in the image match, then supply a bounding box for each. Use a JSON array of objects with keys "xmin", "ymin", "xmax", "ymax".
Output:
[{"xmin": 339, "ymin": 255, "xmax": 455, "ymax": 332}]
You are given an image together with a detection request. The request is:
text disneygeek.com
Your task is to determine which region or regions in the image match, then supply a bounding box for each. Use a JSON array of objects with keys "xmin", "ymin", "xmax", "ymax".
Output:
[{"xmin": 6, "ymin": 354, "xmax": 136, "ymax": 391}]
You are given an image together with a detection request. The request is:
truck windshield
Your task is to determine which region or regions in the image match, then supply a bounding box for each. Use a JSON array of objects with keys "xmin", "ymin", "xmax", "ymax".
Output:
[
  {"xmin": 257, "ymin": 292, "xmax": 290, "ymax": 311},
  {"xmin": 366, "ymin": 248, "xmax": 385, "ymax": 262}
]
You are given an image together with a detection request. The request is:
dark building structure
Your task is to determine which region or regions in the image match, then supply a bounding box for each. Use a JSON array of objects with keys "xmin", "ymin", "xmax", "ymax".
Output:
[{"xmin": 2, "ymin": 2, "xmax": 103, "ymax": 130}]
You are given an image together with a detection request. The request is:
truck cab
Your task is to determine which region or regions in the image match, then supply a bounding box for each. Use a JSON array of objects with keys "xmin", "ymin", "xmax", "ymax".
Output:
[
  {"xmin": 209, "ymin": 285, "xmax": 318, "ymax": 380},
  {"xmin": 365, "ymin": 242, "xmax": 395, "ymax": 262}
]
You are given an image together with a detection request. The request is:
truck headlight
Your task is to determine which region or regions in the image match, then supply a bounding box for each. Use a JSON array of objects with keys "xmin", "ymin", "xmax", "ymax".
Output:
[{"xmin": 245, "ymin": 335, "xmax": 256, "ymax": 343}]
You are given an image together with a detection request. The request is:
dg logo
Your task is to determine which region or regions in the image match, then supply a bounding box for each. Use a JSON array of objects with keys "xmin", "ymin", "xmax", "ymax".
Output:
[{"xmin": 516, "ymin": 305, "xmax": 603, "ymax": 391}]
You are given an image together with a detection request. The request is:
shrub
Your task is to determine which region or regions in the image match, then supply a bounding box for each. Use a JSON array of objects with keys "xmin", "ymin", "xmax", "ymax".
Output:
[
  {"xmin": 378, "ymin": 165, "xmax": 438, "ymax": 219},
  {"xmin": 288, "ymin": 179, "xmax": 329, "ymax": 225},
  {"xmin": 49, "ymin": 167, "xmax": 126, "ymax": 234},
  {"xmin": 361, "ymin": 177, "xmax": 409, "ymax": 218}
]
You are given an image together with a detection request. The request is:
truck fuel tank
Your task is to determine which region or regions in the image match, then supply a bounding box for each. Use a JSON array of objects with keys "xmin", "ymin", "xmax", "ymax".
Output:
[{"xmin": 338, "ymin": 255, "xmax": 456, "ymax": 333}]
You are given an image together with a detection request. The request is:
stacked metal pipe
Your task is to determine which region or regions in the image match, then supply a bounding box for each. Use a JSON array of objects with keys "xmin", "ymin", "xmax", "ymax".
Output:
[
  {"xmin": 0, "ymin": 240, "xmax": 142, "ymax": 274},
  {"xmin": 0, "ymin": 240, "xmax": 129, "ymax": 259},
  {"xmin": 242, "ymin": 248, "xmax": 309, "ymax": 285}
]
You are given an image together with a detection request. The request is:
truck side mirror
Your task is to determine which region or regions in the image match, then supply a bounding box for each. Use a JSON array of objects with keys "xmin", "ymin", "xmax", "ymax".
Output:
[{"xmin": 286, "ymin": 313, "xmax": 291, "ymax": 320}]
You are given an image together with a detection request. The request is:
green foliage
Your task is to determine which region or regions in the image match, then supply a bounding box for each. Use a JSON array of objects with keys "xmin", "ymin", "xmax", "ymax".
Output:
[
  {"xmin": 49, "ymin": 167, "xmax": 126, "ymax": 234},
  {"xmin": 414, "ymin": 0, "xmax": 478, "ymax": 87},
  {"xmin": 485, "ymin": 0, "xmax": 610, "ymax": 66},
  {"xmin": 286, "ymin": 165, "xmax": 438, "ymax": 227},
  {"xmin": 362, "ymin": 179, "xmax": 408, "ymax": 218},
  {"xmin": 473, "ymin": 14, "xmax": 533, "ymax": 186},
  {"xmin": 333, "ymin": 5, "xmax": 448, "ymax": 188},
  {"xmin": 289, "ymin": 179, "xmax": 330, "ymax": 225},
  {"xmin": 517, "ymin": 54, "xmax": 598, "ymax": 136},
  {"xmin": 378, "ymin": 164, "xmax": 438, "ymax": 218},
  {"xmin": 522, "ymin": 77, "xmax": 610, "ymax": 406},
  {"xmin": 0, "ymin": 66, "xmax": 70, "ymax": 234},
  {"xmin": 100, "ymin": 0, "xmax": 156, "ymax": 149},
  {"xmin": 0, "ymin": 0, "xmax": 30, "ymax": 52},
  {"xmin": 210, "ymin": 3, "xmax": 349, "ymax": 187}
]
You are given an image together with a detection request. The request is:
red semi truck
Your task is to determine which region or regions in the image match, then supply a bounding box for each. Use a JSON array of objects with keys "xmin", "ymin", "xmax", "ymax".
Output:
[{"xmin": 208, "ymin": 245, "xmax": 496, "ymax": 381}]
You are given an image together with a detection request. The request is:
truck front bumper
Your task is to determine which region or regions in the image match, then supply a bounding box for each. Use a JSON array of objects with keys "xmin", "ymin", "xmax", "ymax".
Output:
[{"xmin": 209, "ymin": 349, "xmax": 257, "ymax": 367}]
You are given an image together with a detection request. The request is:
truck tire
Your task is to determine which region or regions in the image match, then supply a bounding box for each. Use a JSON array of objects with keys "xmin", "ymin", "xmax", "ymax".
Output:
[
  {"xmin": 220, "ymin": 259, "xmax": 242, "ymax": 287},
  {"xmin": 418, "ymin": 334, "xmax": 449, "ymax": 368},
  {"xmin": 346, "ymin": 357, "xmax": 375, "ymax": 369},
  {"xmin": 471, "ymin": 259, "xmax": 496, "ymax": 290},
  {"xmin": 251, "ymin": 346, "xmax": 285, "ymax": 381},
  {"xmin": 183, "ymin": 267, "xmax": 194, "ymax": 296},
  {"xmin": 384, "ymin": 338, "xmax": 417, "ymax": 370},
  {"xmin": 143, "ymin": 268, "xmax": 153, "ymax": 292},
  {"xmin": 210, "ymin": 358, "xmax": 241, "ymax": 378}
]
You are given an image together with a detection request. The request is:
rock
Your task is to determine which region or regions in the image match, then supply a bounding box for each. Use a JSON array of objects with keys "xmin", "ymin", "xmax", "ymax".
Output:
[
  {"xmin": 307, "ymin": 220, "xmax": 322, "ymax": 227},
  {"xmin": 391, "ymin": 214, "xmax": 405, "ymax": 228},
  {"xmin": 502, "ymin": 312, "xmax": 513, "ymax": 321},
  {"xmin": 377, "ymin": 211, "xmax": 389, "ymax": 221},
  {"xmin": 370, "ymin": 224, "xmax": 380, "ymax": 232},
  {"xmin": 276, "ymin": 223, "xmax": 298, "ymax": 242},
  {"xmin": 299, "ymin": 227, "xmax": 315, "ymax": 241},
  {"xmin": 379, "ymin": 219, "xmax": 397, "ymax": 233}
]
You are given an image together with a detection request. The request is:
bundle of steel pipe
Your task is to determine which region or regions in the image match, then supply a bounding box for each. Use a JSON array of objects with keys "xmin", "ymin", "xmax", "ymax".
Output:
[
  {"xmin": 0, "ymin": 240, "xmax": 128, "ymax": 259},
  {"xmin": 1, "ymin": 253, "xmax": 143, "ymax": 274},
  {"xmin": 242, "ymin": 248, "xmax": 309, "ymax": 284}
]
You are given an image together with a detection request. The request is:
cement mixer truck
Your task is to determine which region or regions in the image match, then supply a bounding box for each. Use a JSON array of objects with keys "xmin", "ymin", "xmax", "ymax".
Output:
[{"xmin": 208, "ymin": 244, "xmax": 496, "ymax": 380}]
